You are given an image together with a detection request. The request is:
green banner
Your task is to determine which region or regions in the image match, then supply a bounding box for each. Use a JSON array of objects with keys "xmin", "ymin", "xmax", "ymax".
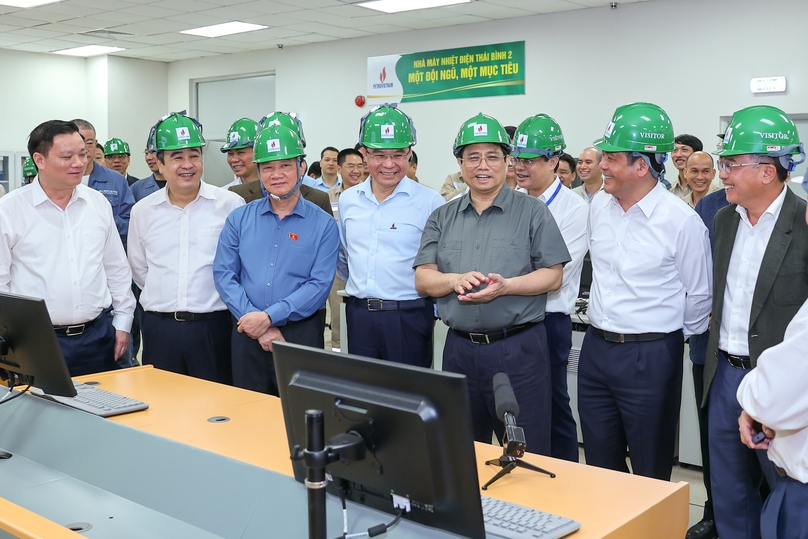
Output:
[{"xmin": 367, "ymin": 41, "xmax": 525, "ymax": 104}]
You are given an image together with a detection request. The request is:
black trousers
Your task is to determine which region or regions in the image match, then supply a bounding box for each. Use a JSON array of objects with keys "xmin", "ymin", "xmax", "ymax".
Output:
[
  {"xmin": 141, "ymin": 311, "xmax": 232, "ymax": 385},
  {"xmin": 544, "ymin": 312, "xmax": 579, "ymax": 462},
  {"xmin": 56, "ymin": 308, "xmax": 117, "ymax": 377},
  {"xmin": 231, "ymin": 312, "xmax": 323, "ymax": 396}
]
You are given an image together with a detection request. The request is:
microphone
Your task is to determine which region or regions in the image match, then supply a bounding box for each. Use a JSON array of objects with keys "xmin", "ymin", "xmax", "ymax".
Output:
[{"xmin": 492, "ymin": 373, "xmax": 526, "ymax": 457}]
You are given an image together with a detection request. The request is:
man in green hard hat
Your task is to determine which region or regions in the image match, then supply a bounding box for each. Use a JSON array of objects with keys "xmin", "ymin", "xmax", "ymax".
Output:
[
  {"xmin": 128, "ymin": 112, "xmax": 244, "ymax": 385},
  {"xmin": 227, "ymin": 112, "xmax": 332, "ymax": 217},
  {"xmin": 512, "ymin": 113, "xmax": 588, "ymax": 462},
  {"xmin": 214, "ymin": 123, "xmax": 338, "ymax": 396},
  {"xmin": 579, "ymin": 102, "xmax": 711, "ymax": 482},
  {"xmin": 414, "ymin": 113, "xmax": 569, "ymax": 455},
  {"xmin": 338, "ymin": 104, "xmax": 443, "ymax": 368},
  {"xmin": 104, "ymin": 137, "xmax": 139, "ymax": 186},
  {"xmin": 703, "ymin": 104, "xmax": 808, "ymax": 539},
  {"xmin": 22, "ymin": 157, "xmax": 37, "ymax": 185}
]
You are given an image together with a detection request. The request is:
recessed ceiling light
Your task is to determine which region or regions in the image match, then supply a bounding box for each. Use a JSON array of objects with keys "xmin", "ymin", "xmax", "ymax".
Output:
[
  {"xmin": 0, "ymin": 0, "xmax": 63, "ymax": 7},
  {"xmin": 53, "ymin": 45, "xmax": 125, "ymax": 57},
  {"xmin": 357, "ymin": 0, "xmax": 470, "ymax": 14},
  {"xmin": 180, "ymin": 21, "xmax": 268, "ymax": 38}
]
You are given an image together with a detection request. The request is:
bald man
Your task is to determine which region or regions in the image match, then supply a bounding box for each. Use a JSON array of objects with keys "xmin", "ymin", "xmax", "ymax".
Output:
[
  {"xmin": 571, "ymin": 147, "xmax": 603, "ymax": 202},
  {"xmin": 680, "ymin": 152, "xmax": 720, "ymax": 209}
]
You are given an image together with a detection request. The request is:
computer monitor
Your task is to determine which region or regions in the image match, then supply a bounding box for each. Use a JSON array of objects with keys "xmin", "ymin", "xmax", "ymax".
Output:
[
  {"xmin": 0, "ymin": 292, "xmax": 77, "ymax": 397},
  {"xmin": 274, "ymin": 342, "xmax": 486, "ymax": 539}
]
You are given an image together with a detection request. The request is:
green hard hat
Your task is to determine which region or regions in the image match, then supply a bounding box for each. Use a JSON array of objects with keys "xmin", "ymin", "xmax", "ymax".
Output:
[
  {"xmin": 152, "ymin": 112, "xmax": 205, "ymax": 152},
  {"xmin": 594, "ymin": 102, "xmax": 674, "ymax": 153},
  {"xmin": 715, "ymin": 106, "xmax": 805, "ymax": 169},
  {"xmin": 359, "ymin": 104, "xmax": 416, "ymax": 150},
  {"xmin": 22, "ymin": 157, "xmax": 37, "ymax": 179},
  {"xmin": 259, "ymin": 112, "xmax": 306, "ymax": 148},
  {"xmin": 512, "ymin": 114, "xmax": 566, "ymax": 159},
  {"xmin": 453, "ymin": 113, "xmax": 511, "ymax": 157},
  {"xmin": 220, "ymin": 118, "xmax": 259, "ymax": 153},
  {"xmin": 253, "ymin": 124, "xmax": 306, "ymax": 163},
  {"xmin": 104, "ymin": 137, "xmax": 131, "ymax": 156}
]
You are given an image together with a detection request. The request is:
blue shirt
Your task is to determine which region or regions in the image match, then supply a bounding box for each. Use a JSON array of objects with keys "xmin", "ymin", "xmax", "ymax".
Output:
[
  {"xmin": 89, "ymin": 163, "xmax": 134, "ymax": 245},
  {"xmin": 303, "ymin": 175, "xmax": 341, "ymax": 192},
  {"xmin": 131, "ymin": 174, "xmax": 162, "ymax": 203},
  {"xmin": 338, "ymin": 177, "xmax": 444, "ymax": 300},
  {"xmin": 213, "ymin": 195, "xmax": 339, "ymax": 326},
  {"xmin": 694, "ymin": 188, "xmax": 729, "ymax": 252}
]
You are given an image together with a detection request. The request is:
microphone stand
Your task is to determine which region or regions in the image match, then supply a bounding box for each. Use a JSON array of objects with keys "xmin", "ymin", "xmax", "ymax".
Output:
[{"xmin": 482, "ymin": 412, "xmax": 555, "ymax": 490}]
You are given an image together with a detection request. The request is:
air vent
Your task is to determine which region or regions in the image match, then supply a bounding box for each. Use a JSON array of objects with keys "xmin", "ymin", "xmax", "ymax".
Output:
[{"xmin": 79, "ymin": 28, "xmax": 135, "ymax": 37}]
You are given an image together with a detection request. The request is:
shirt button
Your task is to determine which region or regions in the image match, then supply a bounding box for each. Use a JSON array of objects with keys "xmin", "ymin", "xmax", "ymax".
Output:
[
  {"xmin": 267, "ymin": 283, "xmax": 271, "ymax": 286},
  {"xmin": 270, "ymin": 263, "xmax": 274, "ymax": 267},
  {"xmin": 731, "ymin": 336, "xmax": 736, "ymax": 341},
  {"xmin": 474, "ymin": 318, "xmax": 479, "ymax": 322},
  {"xmin": 478, "ymin": 221, "xmax": 482, "ymax": 226},
  {"xmin": 475, "ymin": 245, "xmax": 479, "ymax": 249},
  {"xmin": 743, "ymin": 258, "xmax": 748, "ymax": 263},
  {"xmin": 274, "ymin": 244, "xmax": 278, "ymax": 248}
]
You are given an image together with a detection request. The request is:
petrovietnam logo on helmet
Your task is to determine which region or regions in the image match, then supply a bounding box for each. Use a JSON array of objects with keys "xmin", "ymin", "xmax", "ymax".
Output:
[
  {"xmin": 516, "ymin": 133, "xmax": 528, "ymax": 148},
  {"xmin": 176, "ymin": 127, "xmax": 190, "ymax": 141},
  {"xmin": 474, "ymin": 123, "xmax": 488, "ymax": 137},
  {"xmin": 111, "ymin": 143, "xmax": 118, "ymax": 151},
  {"xmin": 603, "ymin": 121, "xmax": 615, "ymax": 138},
  {"xmin": 381, "ymin": 124, "xmax": 395, "ymax": 139},
  {"xmin": 267, "ymin": 139, "xmax": 281, "ymax": 152},
  {"xmin": 229, "ymin": 132, "xmax": 240, "ymax": 143}
]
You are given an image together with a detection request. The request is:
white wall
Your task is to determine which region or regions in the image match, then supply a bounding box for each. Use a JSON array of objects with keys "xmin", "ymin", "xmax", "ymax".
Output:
[{"xmin": 167, "ymin": 0, "xmax": 808, "ymax": 191}]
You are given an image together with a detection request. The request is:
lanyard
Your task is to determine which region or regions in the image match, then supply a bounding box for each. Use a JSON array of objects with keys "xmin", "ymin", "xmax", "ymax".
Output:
[{"xmin": 543, "ymin": 181, "xmax": 562, "ymax": 206}]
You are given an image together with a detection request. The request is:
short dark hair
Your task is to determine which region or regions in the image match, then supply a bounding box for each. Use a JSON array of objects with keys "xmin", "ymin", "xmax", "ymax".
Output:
[
  {"xmin": 504, "ymin": 125, "xmax": 517, "ymax": 142},
  {"xmin": 409, "ymin": 150, "xmax": 418, "ymax": 165},
  {"xmin": 308, "ymin": 161, "xmax": 321, "ymax": 178},
  {"xmin": 555, "ymin": 153, "xmax": 576, "ymax": 173},
  {"xmin": 321, "ymin": 146, "xmax": 339, "ymax": 159},
  {"xmin": 96, "ymin": 142, "xmax": 104, "ymax": 151},
  {"xmin": 337, "ymin": 148, "xmax": 363, "ymax": 167},
  {"xmin": 354, "ymin": 142, "xmax": 362, "ymax": 151},
  {"xmin": 674, "ymin": 134, "xmax": 703, "ymax": 152},
  {"xmin": 28, "ymin": 120, "xmax": 80, "ymax": 158},
  {"xmin": 70, "ymin": 118, "xmax": 95, "ymax": 134},
  {"xmin": 755, "ymin": 155, "xmax": 789, "ymax": 182}
]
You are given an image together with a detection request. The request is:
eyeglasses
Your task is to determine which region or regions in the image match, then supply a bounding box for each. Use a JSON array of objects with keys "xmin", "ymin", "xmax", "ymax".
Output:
[
  {"xmin": 461, "ymin": 154, "xmax": 506, "ymax": 168},
  {"xmin": 341, "ymin": 163, "xmax": 364, "ymax": 170},
  {"xmin": 512, "ymin": 156, "xmax": 544, "ymax": 167},
  {"xmin": 366, "ymin": 151, "xmax": 410, "ymax": 164},
  {"xmin": 716, "ymin": 160, "xmax": 768, "ymax": 174}
]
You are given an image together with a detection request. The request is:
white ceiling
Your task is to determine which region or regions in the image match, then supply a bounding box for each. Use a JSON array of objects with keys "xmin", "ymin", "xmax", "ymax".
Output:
[{"xmin": 0, "ymin": 0, "xmax": 652, "ymax": 62}]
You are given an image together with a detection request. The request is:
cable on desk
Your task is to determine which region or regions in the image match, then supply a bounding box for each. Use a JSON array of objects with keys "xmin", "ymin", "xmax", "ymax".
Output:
[
  {"xmin": 0, "ymin": 382, "xmax": 30, "ymax": 406},
  {"xmin": 333, "ymin": 481, "xmax": 406, "ymax": 539}
]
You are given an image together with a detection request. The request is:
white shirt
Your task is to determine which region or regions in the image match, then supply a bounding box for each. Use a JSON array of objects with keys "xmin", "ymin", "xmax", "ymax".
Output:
[
  {"xmin": 587, "ymin": 182, "xmax": 712, "ymax": 336},
  {"xmin": 522, "ymin": 178, "xmax": 588, "ymax": 314},
  {"xmin": 128, "ymin": 181, "xmax": 244, "ymax": 313},
  {"xmin": 737, "ymin": 296, "xmax": 808, "ymax": 483},
  {"xmin": 719, "ymin": 186, "xmax": 787, "ymax": 356},
  {"xmin": 0, "ymin": 180, "xmax": 135, "ymax": 331}
]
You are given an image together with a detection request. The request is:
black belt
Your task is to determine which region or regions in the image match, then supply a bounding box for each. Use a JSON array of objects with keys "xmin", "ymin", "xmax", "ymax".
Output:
[
  {"xmin": 53, "ymin": 308, "xmax": 109, "ymax": 337},
  {"xmin": 347, "ymin": 297, "xmax": 427, "ymax": 311},
  {"xmin": 719, "ymin": 349, "xmax": 752, "ymax": 369},
  {"xmin": 148, "ymin": 310, "xmax": 231, "ymax": 322},
  {"xmin": 453, "ymin": 322, "xmax": 539, "ymax": 345},
  {"xmin": 592, "ymin": 327, "xmax": 668, "ymax": 343}
]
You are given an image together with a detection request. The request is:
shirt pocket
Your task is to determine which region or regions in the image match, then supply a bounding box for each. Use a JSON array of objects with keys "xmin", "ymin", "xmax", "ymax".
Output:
[
  {"xmin": 492, "ymin": 238, "xmax": 531, "ymax": 277},
  {"xmin": 437, "ymin": 240, "xmax": 462, "ymax": 273},
  {"xmin": 196, "ymin": 228, "xmax": 222, "ymax": 265},
  {"xmin": 622, "ymin": 240, "xmax": 666, "ymax": 281},
  {"xmin": 82, "ymin": 228, "xmax": 107, "ymax": 263},
  {"xmin": 383, "ymin": 223, "xmax": 423, "ymax": 260}
]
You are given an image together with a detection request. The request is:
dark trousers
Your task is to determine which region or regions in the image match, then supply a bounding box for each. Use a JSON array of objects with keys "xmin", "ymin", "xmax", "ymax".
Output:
[
  {"xmin": 443, "ymin": 322, "xmax": 551, "ymax": 456},
  {"xmin": 141, "ymin": 312, "xmax": 232, "ymax": 385},
  {"xmin": 544, "ymin": 312, "xmax": 579, "ymax": 462},
  {"xmin": 761, "ymin": 474, "xmax": 808, "ymax": 539},
  {"xmin": 688, "ymin": 330, "xmax": 714, "ymax": 521},
  {"xmin": 708, "ymin": 355, "xmax": 779, "ymax": 539},
  {"xmin": 578, "ymin": 327, "xmax": 684, "ymax": 480},
  {"xmin": 56, "ymin": 309, "xmax": 117, "ymax": 377},
  {"xmin": 231, "ymin": 312, "xmax": 323, "ymax": 396},
  {"xmin": 346, "ymin": 300, "xmax": 434, "ymax": 368}
]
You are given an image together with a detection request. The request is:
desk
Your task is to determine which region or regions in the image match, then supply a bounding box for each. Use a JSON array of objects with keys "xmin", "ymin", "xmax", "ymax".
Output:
[{"xmin": 0, "ymin": 367, "xmax": 688, "ymax": 538}]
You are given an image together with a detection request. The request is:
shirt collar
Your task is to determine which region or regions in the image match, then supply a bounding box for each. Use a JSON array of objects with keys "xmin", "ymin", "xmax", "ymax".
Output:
[
  {"xmin": 604, "ymin": 181, "xmax": 666, "ymax": 218},
  {"xmin": 260, "ymin": 190, "xmax": 309, "ymax": 217},
  {"xmin": 537, "ymin": 177, "xmax": 562, "ymax": 203},
  {"xmin": 358, "ymin": 176, "xmax": 413, "ymax": 202},
  {"xmin": 735, "ymin": 184, "xmax": 787, "ymax": 226},
  {"xmin": 31, "ymin": 177, "xmax": 84, "ymax": 208},
  {"xmin": 457, "ymin": 184, "xmax": 511, "ymax": 213},
  {"xmin": 151, "ymin": 180, "xmax": 219, "ymax": 207}
]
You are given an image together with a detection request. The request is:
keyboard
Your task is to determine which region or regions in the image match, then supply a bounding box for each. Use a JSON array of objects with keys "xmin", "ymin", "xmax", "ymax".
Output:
[
  {"xmin": 482, "ymin": 495, "xmax": 580, "ymax": 539},
  {"xmin": 32, "ymin": 381, "xmax": 149, "ymax": 418}
]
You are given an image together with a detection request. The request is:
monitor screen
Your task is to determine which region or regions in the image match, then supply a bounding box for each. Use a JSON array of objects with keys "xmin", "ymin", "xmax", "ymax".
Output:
[
  {"xmin": 273, "ymin": 342, "xmax": 486, "ymax": 539},
  {"xmin": 0, "ymin": 292, "xmax": 77, "ymax": 397}
]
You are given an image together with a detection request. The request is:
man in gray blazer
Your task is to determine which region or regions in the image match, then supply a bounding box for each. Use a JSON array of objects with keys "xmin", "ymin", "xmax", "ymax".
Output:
[{"xmin": 703, "ymin": 105, "xmax": 808, "ymax": 539}]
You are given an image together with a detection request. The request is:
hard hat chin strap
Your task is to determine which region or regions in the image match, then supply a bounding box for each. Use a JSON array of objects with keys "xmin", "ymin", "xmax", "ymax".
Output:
[
  {"xmin": 631, "ymin": 152, "xmax": 668, "ymax": 181},
  {"xmin": 769, "ymin": 143, "xmax": 806, "ymax": 172},
  {"xmin": 264, "ymin": 157, "xmax": 306, "ymax": 201}
]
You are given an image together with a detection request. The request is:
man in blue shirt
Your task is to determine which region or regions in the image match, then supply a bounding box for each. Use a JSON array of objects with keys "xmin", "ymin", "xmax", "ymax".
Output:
[
  {"xmin": 303, "ymin": 146, "xmax": 341, "ymax": 191},
  {"xmin": 338, "ymin": 104, "xmax": 444, "ymax": 368},
  {"xmin": 214, "ymin": 123, "xmax": 338, "ymax": 396},
  {"xmin": 72, "ymin": 119, "xmax": 134, "ymax": 247},
  {"xmin": 131, "ymin": 129, "xmax": 167, "ymax": 203}
]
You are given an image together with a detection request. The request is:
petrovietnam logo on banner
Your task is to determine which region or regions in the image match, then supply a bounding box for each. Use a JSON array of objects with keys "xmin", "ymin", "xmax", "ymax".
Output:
[{"xmin": 367, "ymin": 54, "xmax": 404, "ymax": 105}]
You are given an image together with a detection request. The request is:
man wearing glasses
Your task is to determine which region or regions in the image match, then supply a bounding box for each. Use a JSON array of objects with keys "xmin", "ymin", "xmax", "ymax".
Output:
[
  {"xmin": 703, "ymin": 105, "xmax": 808, "ymax": 539},
  {"xmin": 414, "ymin": 113, "xmax": 569, "ymax": 455},
  {"xmin": 338, "ymin": 104, "xmax": 444, "ymax": 367}
]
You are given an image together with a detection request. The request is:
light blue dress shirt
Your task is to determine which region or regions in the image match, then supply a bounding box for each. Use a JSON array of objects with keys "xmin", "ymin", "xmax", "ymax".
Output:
[
  {"xmin": 303, "ymin": 175, "xmax": 341, "ymax": 192},
  {"xmin": 213, "ymin": 195, "xmax": 339, "ymax": 326},
  {"xmin": 338, "ymin": 177, "xmax": 444, "ymax": 301}
]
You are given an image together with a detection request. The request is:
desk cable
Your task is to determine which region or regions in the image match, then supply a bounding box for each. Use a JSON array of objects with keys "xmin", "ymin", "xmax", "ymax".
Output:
[
  {"xmin": 334, "ymin": 481, "xmax": 406, "ymax": 539},
  {"xmin": 0, "ymin": 382, "xmax": 30, "ymax": 406}
]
